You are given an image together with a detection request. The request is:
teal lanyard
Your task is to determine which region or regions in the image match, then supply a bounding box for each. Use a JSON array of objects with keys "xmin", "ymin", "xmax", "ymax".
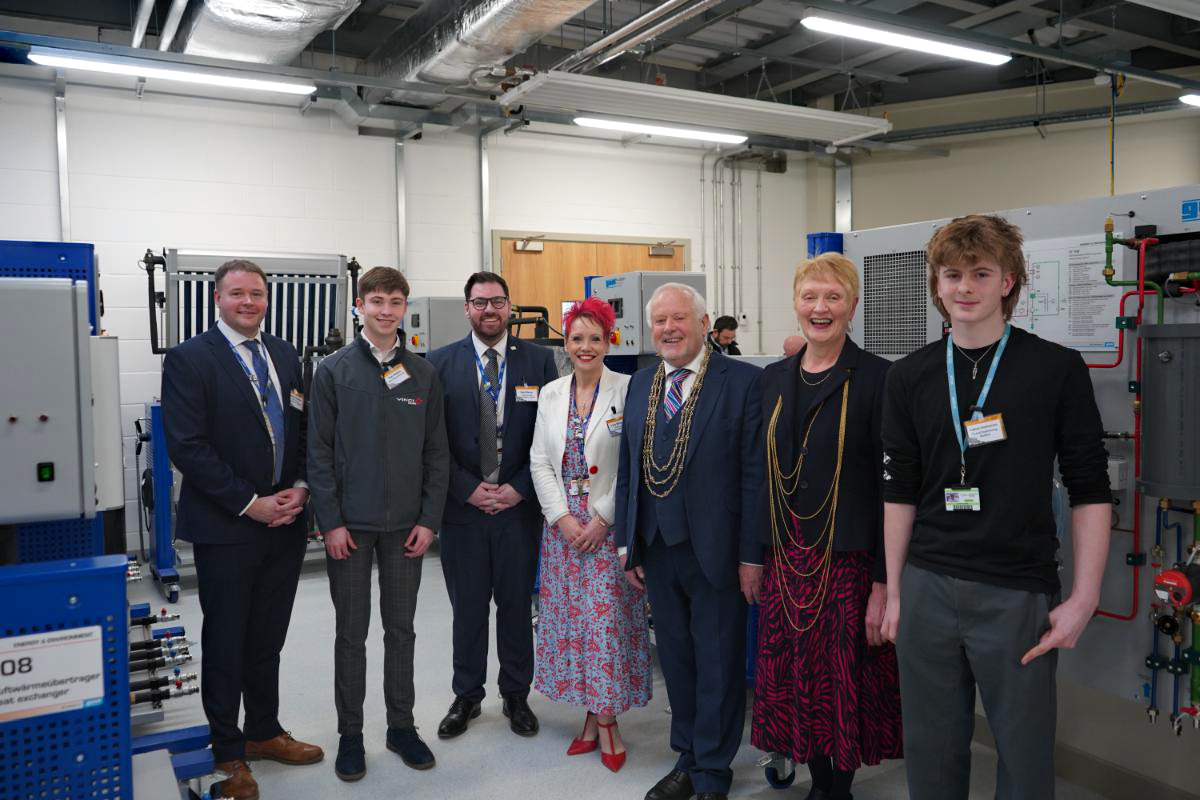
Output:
[{"xmin": 946, "ymin": 324, "xmax": 1010, "ymax": 485}]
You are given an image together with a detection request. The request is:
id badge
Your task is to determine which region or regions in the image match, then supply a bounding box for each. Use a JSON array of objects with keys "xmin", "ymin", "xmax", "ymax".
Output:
[
  {"xmin": 964, "ymin": 413, "xmax": 1007, "ymax": 448},
  {"xmin": 515, "ymin": 385, "xmax": 539, "ymax": 402},
  {"xmin": 944, "ymin": 486, "xmax": 982, "ymax": 512},
  {"xmin": 383, "ymin": 364, "xmax": 410, "ymax": 389},
  {"xmin": 289, "ymin": 389, "xmax": 304, "ymax": 411},
  {"xmin": 606, "ymin": 415, "xmax": 623, "ymax": 436}
]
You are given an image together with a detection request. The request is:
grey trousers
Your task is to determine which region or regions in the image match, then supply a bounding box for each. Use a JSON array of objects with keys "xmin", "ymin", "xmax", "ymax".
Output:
[
  {"xmin": 896, "ymin": 563, "xmax": 1059, "ymax": 800},
  {"xmin": 327, "ymin": 529, "xmax": 423, "ymax": 735}
]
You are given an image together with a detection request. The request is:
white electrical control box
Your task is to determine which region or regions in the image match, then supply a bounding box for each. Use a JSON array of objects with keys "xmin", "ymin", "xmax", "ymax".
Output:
[
  {"xmin": 405, "ymin": 297, "xmax": 470, "ymax": 354},
  {"xmin": 0, "ymin": 278, "xmax": 95, "ymax": 524},
  {"xmin": 1107, "ymin": 456, "xmax": 1129, "ymax": 492},
  {"xmin": 588, "ymin": 271, "xmax": 707, "ymax": 355}
]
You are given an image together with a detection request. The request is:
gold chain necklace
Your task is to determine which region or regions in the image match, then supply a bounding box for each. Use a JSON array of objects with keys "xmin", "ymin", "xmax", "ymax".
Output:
[
  {"xmin": 641, "ymin": 349, "xmax": 711, "ymax": 498},
  {"xmin": 765, "ymin": 380, "xmax": 850, "ymax": 632},
  {"xmin": 799, "ymin": 367, "xmax": 831, "ymax": 386}
]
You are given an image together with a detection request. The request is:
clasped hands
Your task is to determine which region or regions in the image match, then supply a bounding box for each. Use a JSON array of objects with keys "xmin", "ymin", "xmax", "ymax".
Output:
[
  {"xmin": 556, "ymin": 514, "xmax": 609, "ymax": 554},
  {"xmin": 467, "ymin": 482, "xmax": 523, "ymax": 515},
  {"xmin": 246, "ymin": 487, "xmax": 308, "ymax": 528}
]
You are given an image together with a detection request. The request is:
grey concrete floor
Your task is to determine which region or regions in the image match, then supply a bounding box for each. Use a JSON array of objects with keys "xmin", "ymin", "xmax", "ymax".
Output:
[{"xmin": 133, "ymin": 545, "xmax": 1106, "ymax": 800}]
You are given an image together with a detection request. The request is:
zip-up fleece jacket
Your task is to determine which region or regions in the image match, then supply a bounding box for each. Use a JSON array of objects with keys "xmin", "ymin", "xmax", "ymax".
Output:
[{"xmin": 307, "ymin": 335, "xmax": 450, "ymax": 534}]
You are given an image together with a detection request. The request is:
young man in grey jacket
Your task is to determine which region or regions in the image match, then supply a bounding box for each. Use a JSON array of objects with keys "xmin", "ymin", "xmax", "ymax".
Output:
[{"xmin": 307, "ymin": 266, "xmax": 450, "ymax": 782}]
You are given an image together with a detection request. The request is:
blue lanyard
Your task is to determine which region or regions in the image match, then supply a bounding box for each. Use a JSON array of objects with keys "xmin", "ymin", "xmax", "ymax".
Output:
[
  {"xmin": 474, "ymin": 348, "xmax": 507, "ymax": 409},
  {"xmin": 946, "ymin": 324, "xmax": 1010, "ymax": 483},
  {"xmin": 228, "ymin": 338, "xmax": 271, "ymax": 406},
  {"xmin": 570, "ymin": 375, "xmax": 602, "ymax": 439}
]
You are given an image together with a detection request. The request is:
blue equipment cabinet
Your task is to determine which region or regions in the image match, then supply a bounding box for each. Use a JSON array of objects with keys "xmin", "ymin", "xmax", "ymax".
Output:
[
  {"xmin": 0, "ymin": 555, "xmax": 132, "ymax": 799},
  {"xmin": 0, "ymin": 240, "xmax": 105, "ymax": 563},
  {"xmin": 145, "ymin": 403, "xmax": 180, "ymax": 603}
]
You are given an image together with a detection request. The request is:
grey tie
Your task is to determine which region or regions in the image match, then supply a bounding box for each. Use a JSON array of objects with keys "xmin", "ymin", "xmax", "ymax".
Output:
[{"xmin": 480, "ymin": 348, "xmax": 500, "ymax": 481}]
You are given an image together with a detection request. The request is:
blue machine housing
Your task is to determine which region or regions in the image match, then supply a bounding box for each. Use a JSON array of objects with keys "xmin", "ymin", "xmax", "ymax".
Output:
[
  {"xmin": 0, "ymin": 240, "xmax": 105, "ymax": 563},
  {"xmin": 0, "ymin": 555, "xmax": 132, "ymax": 799},
  {"xmin": 145, "ymin": 403, "xmax": 179, "ymax": 603}
]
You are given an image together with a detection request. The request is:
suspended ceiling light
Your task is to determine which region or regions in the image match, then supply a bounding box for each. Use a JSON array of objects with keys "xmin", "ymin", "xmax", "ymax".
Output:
[
  {"xmin": 574, "ymin": 116, "xmax": 748, "ymax": 144},
  {"xmin": 27, "ymin": 48, "xmax": 317, "ymax": 95},
  {"xmin": 800, "ymin": 13, "xmax": 1012, "ymax": 66},
  {"xmin": 1181, "ymin": 94, "xmax": 1200, "ymax": 107}
]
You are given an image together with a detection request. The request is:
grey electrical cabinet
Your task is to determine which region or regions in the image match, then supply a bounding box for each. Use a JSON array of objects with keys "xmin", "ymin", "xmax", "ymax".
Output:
[
  {"xmin": 0, "ymin": 278, "xmax": 95, "ymax": 524},
  {"xmin": 405, "ymin": 297, "xmax": 470, "ymax": 354},
  {"xmin": 589, "ymin": 271, "xmax": 707, "ymax": 356}
]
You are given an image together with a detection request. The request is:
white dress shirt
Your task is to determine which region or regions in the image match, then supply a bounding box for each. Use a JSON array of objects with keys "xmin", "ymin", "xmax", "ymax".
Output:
[
  {"xmin": 659, "ymin": 346, "xmax": 707, "ymax": 403},
  {"xmin": 365, "ymin": 333, "xmax": 401, "ymax": 365}
]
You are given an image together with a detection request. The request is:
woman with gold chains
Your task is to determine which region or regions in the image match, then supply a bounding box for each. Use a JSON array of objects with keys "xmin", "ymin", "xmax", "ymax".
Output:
[{"xmin": 750, "ymin": 253, "xmax": 903, "ymax": 800}]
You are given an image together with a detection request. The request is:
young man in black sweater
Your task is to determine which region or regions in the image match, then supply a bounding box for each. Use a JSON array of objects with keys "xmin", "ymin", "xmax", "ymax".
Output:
[{"xmin": 880, "ymin": 215, "xmax": 1111, "ymax": 800}]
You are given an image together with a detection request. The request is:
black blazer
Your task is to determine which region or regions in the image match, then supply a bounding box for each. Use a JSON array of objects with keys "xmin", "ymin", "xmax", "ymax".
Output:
[
  {"xmin": 161, "ymin": 326, "xmax": 307, "ymax": 544},
  {"xmin": 758, "ymin": 337, "xmax": 889, "ymax": 582},
  {"xmin": 615, "ymin": 353, "xmax": 765, "ymax": 589},
  {"xmin": 428, "ymin": 334, "xmax": 559, "ymax": 527}
]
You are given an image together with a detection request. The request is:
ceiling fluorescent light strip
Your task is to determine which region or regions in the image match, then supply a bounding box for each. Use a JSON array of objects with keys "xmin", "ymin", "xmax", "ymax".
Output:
[
  {"xmin": 574, "ymin": 116, "xmax": 747, "ymax": 144},
  {"xmin": 1182, "ymin": 94, "xmax": 1200, "ymax": 107},
  {"xmin": 28, "ymin": 49, "xmax": 316, "ymax": 95},
  {"xmin": 801, "ymin": 14, "xmax": 1011, "ymax": 66}
]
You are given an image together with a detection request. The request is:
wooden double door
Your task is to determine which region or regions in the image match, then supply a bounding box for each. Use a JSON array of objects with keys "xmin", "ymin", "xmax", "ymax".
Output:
[{"xmin": 500, "ymin": 238, "xmax": 685, "ymax": 338}]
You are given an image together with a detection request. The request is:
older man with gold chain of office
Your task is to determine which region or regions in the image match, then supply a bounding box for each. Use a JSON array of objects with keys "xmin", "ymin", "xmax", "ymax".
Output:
[{"xmin": 614, "ymin": 283, "xmax": 765, "ymax": 800}]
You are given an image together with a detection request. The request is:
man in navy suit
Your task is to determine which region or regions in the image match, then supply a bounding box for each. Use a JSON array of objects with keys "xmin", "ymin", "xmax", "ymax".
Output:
[
  {"xmin": 161, "ymin": 260, "xmax": 323, "ymax": 800},
  {"xmin": 615, "ymin": 283, "xmax": 764, "ymax": 800},
  {"xmin": 429, "ymin": 272, "xmax": 559, "ymax": 740}
]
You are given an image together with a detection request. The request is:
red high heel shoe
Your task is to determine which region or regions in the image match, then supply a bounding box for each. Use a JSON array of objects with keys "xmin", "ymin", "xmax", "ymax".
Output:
[
  {"xmin": 597, "ymin": 720, "xmax": 626, "ymax": 773},
  {"xmin": 567, "ymin": 712, "xmax": 597, "ymax": 755}
]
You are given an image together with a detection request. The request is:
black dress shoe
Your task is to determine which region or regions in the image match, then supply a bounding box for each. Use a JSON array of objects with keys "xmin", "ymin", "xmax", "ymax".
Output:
[
  {"xmin": 436, "ymin": 697, "xmax": 481, "ymax": 739},
  {"xmin": 645, "ymin": 768, "xmax": 693, "ymax": 800},
  {"xmin": 501, "ymin": 695, "xmax": 539, "ymax": 736}
]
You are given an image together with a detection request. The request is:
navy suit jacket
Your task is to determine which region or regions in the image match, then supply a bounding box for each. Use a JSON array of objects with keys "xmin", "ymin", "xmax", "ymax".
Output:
[
  {"xmin": 759, "ymin": 338, "xmax": 890, "ymax": 582},
  {"xmin": 428, "ymin": 334, "xmax": 559, "ymax": 527},
  {"xmin": 161, "ymin": 326, "xmax": 307, "ymax": 544},
  {"xmin": 615, "ymin": 352, "xmax": 764, "ymax": 589}
]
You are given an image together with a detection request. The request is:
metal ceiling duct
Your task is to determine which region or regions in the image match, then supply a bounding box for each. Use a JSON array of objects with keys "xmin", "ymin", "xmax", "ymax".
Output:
[
  {"xmin": 1124, "ymin": 0, "xmax": 1200, "ymax": 24},
  {"xmin": 174, "ymin": 0, "xmax": 362, "ymax": 64},
  {"xmin": 369, "ymin": 0, "xmax": 600, "ymax": 106}
]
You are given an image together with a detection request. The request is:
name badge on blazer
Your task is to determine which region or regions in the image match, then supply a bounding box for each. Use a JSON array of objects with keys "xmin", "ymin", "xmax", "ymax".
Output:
[
  {"xmin": 289, "ymin": 389, "xmax": 304, "ymax": 411},
  {"xmin": 606, "ymin": 415, "xmax": 624, "ymax": 436},
  {"xmin": 515, "ymin": 385, "xmax": 539, "ymax": 402}
]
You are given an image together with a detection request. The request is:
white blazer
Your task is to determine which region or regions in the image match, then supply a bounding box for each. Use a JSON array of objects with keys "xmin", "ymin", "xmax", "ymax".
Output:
[{"xmin": 530, "ymin": 366, "xmax": 630, "ymax": 527}]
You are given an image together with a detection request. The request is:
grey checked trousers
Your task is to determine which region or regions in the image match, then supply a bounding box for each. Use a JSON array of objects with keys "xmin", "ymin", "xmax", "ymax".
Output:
[{"xmin": 327, "ymin": 529, "xmax": 423, "ymax": 735}]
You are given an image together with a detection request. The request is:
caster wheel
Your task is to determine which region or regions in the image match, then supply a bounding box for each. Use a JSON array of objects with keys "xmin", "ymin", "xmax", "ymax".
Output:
[
  {"xmin": 765, "ymin": 766, "xmax": 795, "ymax": 788},
  {"xmin": 166, "ymin": 586, "xmax": 179, "ymax": 604}
]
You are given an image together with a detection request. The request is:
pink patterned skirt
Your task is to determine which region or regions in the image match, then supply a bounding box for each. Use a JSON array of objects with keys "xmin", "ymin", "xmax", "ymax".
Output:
[{"xmin": 750, "ymin": 540, "xmax": 903, "ymax": 770}]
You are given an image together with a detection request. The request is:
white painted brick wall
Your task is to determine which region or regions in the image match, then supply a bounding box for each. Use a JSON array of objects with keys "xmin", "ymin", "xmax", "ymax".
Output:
[{"xmin": 0, "ymin": 76, "xmax": 398, "ymax": 546}]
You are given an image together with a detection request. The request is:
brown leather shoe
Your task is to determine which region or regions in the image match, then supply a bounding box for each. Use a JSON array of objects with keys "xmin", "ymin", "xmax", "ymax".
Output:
[
  {"xmin": 213, "ymin": 760, "xmax": 259, "ymax": 800},
  {"xmin": 244, "ymin": 732, "xmax": 324, "ymax": 765}
]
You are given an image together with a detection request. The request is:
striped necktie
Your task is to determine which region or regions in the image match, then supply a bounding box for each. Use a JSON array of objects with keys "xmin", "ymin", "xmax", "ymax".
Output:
[
  {"xmin": 243, "ymin": 339, "xmax": 286, "ymax": 485},
  {"xmin": 663, "ymin": 368, "xmax": 691, "ymax": 421}
]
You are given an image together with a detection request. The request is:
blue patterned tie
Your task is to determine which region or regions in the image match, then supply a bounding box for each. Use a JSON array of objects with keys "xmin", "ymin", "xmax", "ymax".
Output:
[
  {"xmin": 663, "ymin": 368, "xmax": 691, "ymax": 421},
  {"xmin": 244, "ymin": 339, "xmax": 285, "ymax": 484}
]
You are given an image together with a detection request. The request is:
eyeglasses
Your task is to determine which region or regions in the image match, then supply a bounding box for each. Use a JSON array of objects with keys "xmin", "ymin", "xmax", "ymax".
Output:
[{"xmin": 468, "ymin": 296, "xmax": 509, "ymax": 310}]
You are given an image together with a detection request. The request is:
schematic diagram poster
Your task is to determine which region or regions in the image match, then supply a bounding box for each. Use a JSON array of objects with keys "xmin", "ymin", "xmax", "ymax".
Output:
[{"xmin": 1011, "ymin": 234, "xmax": 1123, "ymax": 351}]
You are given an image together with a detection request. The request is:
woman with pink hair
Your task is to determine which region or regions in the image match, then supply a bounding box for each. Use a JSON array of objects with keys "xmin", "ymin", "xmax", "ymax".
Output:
[{"xmin": 530, "ymin": 297, "xmax": 651, "ymax": 773}]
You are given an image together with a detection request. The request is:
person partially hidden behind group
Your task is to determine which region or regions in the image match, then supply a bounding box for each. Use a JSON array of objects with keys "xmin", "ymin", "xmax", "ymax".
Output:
[
  {"xmin": 530, "ymin": 297, "xmax": 652, "ymax": 773},
  {"xmin": 752, "ymin": 252, "xmax": 903, "ymax": 800}
]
